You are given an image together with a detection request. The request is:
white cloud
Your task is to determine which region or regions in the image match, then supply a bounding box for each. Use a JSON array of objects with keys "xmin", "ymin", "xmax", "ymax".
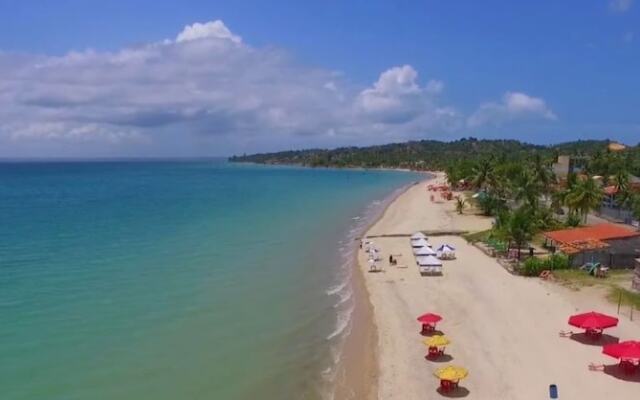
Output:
[
  {"xmin": 175, "ymin": 20, "xmax": 242, "ymax": 44},
  {"xmin": 609, "ymin": 0, "xmax": 634, "ymax": 12},
  {"xmin": 0, "ymin": 19, "xmax": 558, "ymax": 156},
  {"xmin": 468, "ymin": 92, "xmax": 557, "ymax": 127},
  {"xmin": 355, "ymin": 66, "xmax": 456, "ymax": 130}
]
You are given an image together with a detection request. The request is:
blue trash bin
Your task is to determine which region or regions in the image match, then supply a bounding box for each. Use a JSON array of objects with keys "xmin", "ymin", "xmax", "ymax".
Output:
[{"xmin": 549, "ymin": 384, "xmax": 558, "ymax": 399}]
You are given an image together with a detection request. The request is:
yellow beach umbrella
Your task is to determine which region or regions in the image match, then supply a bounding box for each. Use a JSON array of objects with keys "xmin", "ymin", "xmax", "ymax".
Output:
[
  {"xmin": 434, "ymin": 365, "xmax": 468, "ymax": 381},
  {"xmin": 423, "ymin": 335, "xmax": 450, "ymax": 347}
]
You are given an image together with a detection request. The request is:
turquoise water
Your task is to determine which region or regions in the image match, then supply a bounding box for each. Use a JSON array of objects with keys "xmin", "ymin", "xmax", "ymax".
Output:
[{"xmin": 0, "ymin": 161, "xmax": 419, "ymax": 400}]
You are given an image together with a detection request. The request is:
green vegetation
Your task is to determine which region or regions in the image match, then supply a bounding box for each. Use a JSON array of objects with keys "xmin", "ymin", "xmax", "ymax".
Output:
[
  {"xmin": 230, "ymin": 138, "xmax": 548, "ymax": 169},
  {"xmin": 230, "ymin": 138, "xmax": 640, "ymax": 177},
  {"xmin": 553, "ymin": 269, "xmax": 640, "ymax": 309},
  {"xmin": 521, "ymin": 254, "xmax": 570, "ymax": 276},
  {"xmin": 564, "ymin": 175, "xmax": 604, "ymax": 223},
  {"xmin": 607, "ymin": 286, "xmax": 640, "ymax": 309},
  {"xmin": 462, "ymin": 229, "xmax": 492, "ymax": 244}
]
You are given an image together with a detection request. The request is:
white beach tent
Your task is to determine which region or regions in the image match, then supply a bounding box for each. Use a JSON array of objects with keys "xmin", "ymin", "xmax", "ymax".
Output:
[
  {"xmin": 414, "ymin": 246, "xmax": 437, "ymax": 256},
  {"xmin": 436, "ymin": 244, "xmax": 456, "ymax": 260},
  {"xmin": 436, "ymin": 244, "xmax": 456, "ymax": 252},
  {"xmin": 410, "ymin": 232, "xmax": 427, "ymax": 241},
  {"xmin": 416, "ymin": 255, "xmax": 442, "ymax": 266},
  {"xmin": 411, "ymin": 238, "xmax": 430, "ymax": 248},
  {"xmin": 416, "ymin": 255, "xmax": 443, "ymax": 275}
]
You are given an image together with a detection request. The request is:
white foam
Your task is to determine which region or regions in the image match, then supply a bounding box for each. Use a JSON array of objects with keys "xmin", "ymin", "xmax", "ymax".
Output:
[
  {"xmin": 326, "ymin": 279, "xmax": 348, "ymax": 296},
  {"xmin": 326, "ymin": 303, "xmax": 354, "ymax": 340},
  {"xmin": 333, "ymin": 287, "xmax": 353, "ymax": 308}
]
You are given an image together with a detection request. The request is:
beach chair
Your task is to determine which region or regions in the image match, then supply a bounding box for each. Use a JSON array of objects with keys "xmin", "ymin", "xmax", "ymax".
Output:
[
  {"xmin": 595, "ymin": 266, "xmax": 609, "ymax": 278},
  {"xmin": 427, "ymin": 346, "xmax": 445, "ymax": 358},
  {"xmin": 439, "ymin": 380, "xmax": 453, "ymax": 393},
  {"xmin": 619, "ymin": 360, "xmax": 639, "ymax": 375}
]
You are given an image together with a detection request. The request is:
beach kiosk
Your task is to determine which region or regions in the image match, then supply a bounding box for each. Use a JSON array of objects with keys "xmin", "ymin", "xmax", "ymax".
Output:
[
  {"xmin": 437, "ymin": 244, "xmax": 456, "ymax": 260},
  {"xmin": 415, "ymin": 246, "xmax": 437, "ymax": 257},
  {"xmin": 411, "ymin": 238, "xmax": 430, "ymax": 248},
  {"xmin": 411, "ymin": 232, "xmax": 427, "ymax": 242},
  {"xmin": 417, "ymin": 255, "xmax": 442, "ymax": 275}
]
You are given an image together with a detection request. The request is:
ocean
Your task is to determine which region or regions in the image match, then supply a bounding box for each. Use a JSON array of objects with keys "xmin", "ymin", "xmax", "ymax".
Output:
[{"xmin": 0, "ymin": 160, "xmax": 419, "ymax": 400}]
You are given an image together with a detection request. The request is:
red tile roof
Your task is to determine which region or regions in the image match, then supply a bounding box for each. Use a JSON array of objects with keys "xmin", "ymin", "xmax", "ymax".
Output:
[{"xmin": 544, "ymin": 223, "xmax": 640, "ymax": 246}]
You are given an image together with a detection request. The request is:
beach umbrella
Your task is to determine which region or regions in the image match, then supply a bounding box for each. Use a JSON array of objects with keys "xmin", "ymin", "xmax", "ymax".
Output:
[
  {"xmin": 602, "ymin": 340, "xmax": 640, "ymax": 361},
  {"xmin": 416, "ymin": 313, "xmax": 442, "ymax": 324},
  {"xmin": 423, "ymin": 335, "xmax": 450, "ymax": 347},
  {"xmin": 434, "ymin": 366, "xmax": 468, "ymax": 381},
  {"xmin": 411, "ymin": 232, "xmax": 427, "ymax": 241},
  {"xmin": 416, "ymin": 255, "xmax": 442, "ymax": 266},
  {"xmin": 417, "ymin": 312, "xmax": 442, "ymax": 334},
  {"xmin": 568, "ymin": 311, "xmax": 619, "ymax": 331},
  {"xmin": 411, "ymin": 238, "xmax": 430, "ymax": 248},
  {"xmin": 415, "ymin": 246, "xmax": 437, "ymax": 256}
]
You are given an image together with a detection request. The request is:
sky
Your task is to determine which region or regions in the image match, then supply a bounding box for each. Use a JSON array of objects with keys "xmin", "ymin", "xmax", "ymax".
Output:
[{"xmin": 0, "ymin": 0, "xmax": 638, "ymax": 157}]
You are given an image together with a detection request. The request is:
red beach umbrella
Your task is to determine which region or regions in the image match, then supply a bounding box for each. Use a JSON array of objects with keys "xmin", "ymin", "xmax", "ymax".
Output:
[
  {"xmin": 417, "ymin": 313, "xmax": 442, "ymax": 324},
  {"xmin": 603, "ymin": 341, "xmax": 640, "ymax": 361},
  {"xmin": 568, "ymin": 311, "xmax": 618, "ymax": 330},
  {"xmin": 417, "ymin": 313, "xmax": 442, "ymax": 334}
]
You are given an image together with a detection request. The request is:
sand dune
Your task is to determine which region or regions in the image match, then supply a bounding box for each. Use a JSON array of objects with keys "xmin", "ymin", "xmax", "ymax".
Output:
[{"xmin": 358, "ymin": 175, "xmax": 640, "ymax": 399}]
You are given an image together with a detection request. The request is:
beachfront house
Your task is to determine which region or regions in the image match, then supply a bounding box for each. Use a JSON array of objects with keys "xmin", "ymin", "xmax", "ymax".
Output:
[
  {"xmin": 543, "ymin": 223, "xmax": 640, "ymax": 268},
  {"xmin": 600, "ymin": 175, "xmax": 640, "ymax": 225},
  {"xmin": 552, "ymin": 155, "xmax": 587, "ymax": 180}
]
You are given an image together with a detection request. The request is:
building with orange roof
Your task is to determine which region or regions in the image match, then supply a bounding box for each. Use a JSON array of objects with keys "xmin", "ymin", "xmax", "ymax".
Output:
[{"xmin": 543, "ymin": 223, "xmax": 640, "ymax": 268}]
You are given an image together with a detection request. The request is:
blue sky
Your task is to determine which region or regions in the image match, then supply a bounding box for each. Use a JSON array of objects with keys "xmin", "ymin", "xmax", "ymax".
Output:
[{"xmin": 0, "ymin": 0, "xmax": 638, "ymax": 157}]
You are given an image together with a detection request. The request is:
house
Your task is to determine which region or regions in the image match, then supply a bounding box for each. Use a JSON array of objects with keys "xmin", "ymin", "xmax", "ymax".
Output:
[
  {"xmin": 543, "ymin": 223, "xmax": 640, "ymax": 268},
  {"xmin": 552, "ymin": 155, "xmax": 588, "ymax": 180},
  {"xmin": 600, "ymin": 175, "xmax": 640, "ymax": 224}
]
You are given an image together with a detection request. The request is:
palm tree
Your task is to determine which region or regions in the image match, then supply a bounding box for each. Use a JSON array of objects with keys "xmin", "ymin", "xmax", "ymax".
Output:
[
  {"xmin": 611, "ymin": 169, "xmax": 632, "ymax": 216},
  {"xmin": 499, "ymin": 206, "xmax": 537, "ymax": 260},
  {"xmin": 534, "ymin": 206, "xmax": 559, "ymax": 231},
  {"xmin": 531, "ymin": 153, "xmax": 554, "ymax": 190},
  {"xmin": 512, "ymin": 169, "xmax": 541, "ymax": 209},
  {"xmin": 472, "ymin": 158, "xmax": 494, "ymax": 190},
  {"xmin": 565, "ymin": 176, "xmax": 604, "ymax": 223},
  {"xmin": 550, "ymin": 188, "xmax": 568, "ymax": 214}
]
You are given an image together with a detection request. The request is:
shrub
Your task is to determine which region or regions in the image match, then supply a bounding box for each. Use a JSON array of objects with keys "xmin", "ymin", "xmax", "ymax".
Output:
[
  {"xmin": 521, "ymin": 254, "xmax": 570, "ymax": 276},
  {"xmin": 522, "ymin": 257, "xmax": 545, "ymax": 276},
  {"xmin": 565, "ymin": 212, "xmax": 581, "ymax": 228},
  {"xmin": 547, "ymin": 253, "xmax": 570, "ymax": 270}
]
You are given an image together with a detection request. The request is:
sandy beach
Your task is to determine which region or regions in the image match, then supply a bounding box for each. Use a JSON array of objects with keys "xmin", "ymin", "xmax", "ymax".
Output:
[{"xmin": 356, "ymin": 173, "xmax": 640, "ymax": 399}]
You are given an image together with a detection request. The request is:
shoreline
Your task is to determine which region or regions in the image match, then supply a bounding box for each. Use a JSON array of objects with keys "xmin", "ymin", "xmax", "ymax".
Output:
[
  {"xmin": 332, "ymin": 179, "xmax": 424, "ymax": 400},
  {"xmin": 227, "ymin": 160, "xmax": 438, "ymax": 175}
]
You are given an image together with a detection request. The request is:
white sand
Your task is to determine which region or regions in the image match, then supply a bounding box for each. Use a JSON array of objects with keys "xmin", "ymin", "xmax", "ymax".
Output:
[{"xmin": 358, "ymin": 174, "xmax": 640, "ymax": 399}]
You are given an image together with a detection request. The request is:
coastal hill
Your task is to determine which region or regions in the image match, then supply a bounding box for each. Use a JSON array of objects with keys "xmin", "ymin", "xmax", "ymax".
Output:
[{"xmin": 229, "ymin": 138, "xmax": 639, "ymax": 171}]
